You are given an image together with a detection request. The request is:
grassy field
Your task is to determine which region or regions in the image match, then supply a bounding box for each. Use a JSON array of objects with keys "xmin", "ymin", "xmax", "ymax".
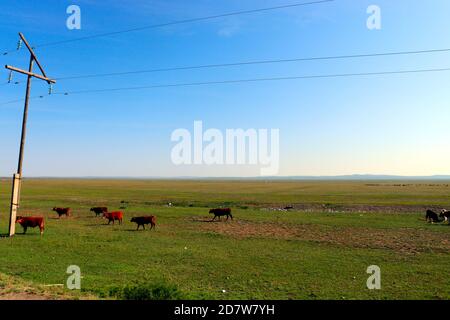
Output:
[{"xmin": 0, "ymin": 179, "xmax": 449, "ymax": 300}]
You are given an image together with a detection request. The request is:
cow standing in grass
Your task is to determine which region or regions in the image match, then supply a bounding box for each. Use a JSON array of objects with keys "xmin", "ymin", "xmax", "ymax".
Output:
[
  {"xmin": 425, "ymin": 210, "xmax": 440, "ymax": 223},
  {"xmin": 16, "ymin": 216, "xmax": 45, "ymax": 235},
  {"xmin": 53, "ymin": 207, "xmax": 71, "ymax": 218},
  {"xmin": 209, "ymin": 208, "xmax": 233, "ymax": 221},
  {"xmin": 103, "ymin": 211, "xmax": 123, "ymax": 225},
  {"xmin": 91, "ymin": 207, "xmax": 108, "ymax": 217},
  {"xmin": 131, "ymin": 216, "xmax": 156, "ymax": 230},
  {"xmin": 440, "ymin": 209, "xmax": 450, "ymax": 224}
]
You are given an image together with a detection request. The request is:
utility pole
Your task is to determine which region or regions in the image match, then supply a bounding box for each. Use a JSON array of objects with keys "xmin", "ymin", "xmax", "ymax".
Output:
[{"xmin": 5, "ymin": 33, "xmax": 55, "ymax": 237}]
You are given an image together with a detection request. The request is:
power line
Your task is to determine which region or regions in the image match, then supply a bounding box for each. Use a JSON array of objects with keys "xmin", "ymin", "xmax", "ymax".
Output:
[
  {"xmin": 55, "ymin": 48, "xmax": 450, "ymax": 81},
  {"xmin": 54, "ymin": 67, "xmax": 450, "ymax": 95},
  {"xmin": 0, "ymin": 95, "xmax": 44, "ymax": 106},
  {"xmin": 0, "ymin": 81, "xmax": 21, "ymax": 87},
  {"xmin": 1, "ymin": 0, "xmax": 334, "ymax": 56},
  {"xmin": 1, "ymin": 66, "xmax": 448, "ymax": 106}
]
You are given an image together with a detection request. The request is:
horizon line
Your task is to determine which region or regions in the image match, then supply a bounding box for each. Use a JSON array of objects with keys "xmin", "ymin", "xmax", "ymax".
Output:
[{"xmin": 1, "ymin": 174, "xmax": 450, "ymax": 181}]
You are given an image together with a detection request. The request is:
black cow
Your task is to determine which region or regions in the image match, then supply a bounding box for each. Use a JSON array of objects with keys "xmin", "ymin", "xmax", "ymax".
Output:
[
  {"xmin": 53, "ymin": 207, "xmax": 71, "ymax": 218},
  {"xmin": 91, "ymin": 207, "xmax": 108, "ymax": 217},
  {"xmin": 209, "ymin": 208, "xmax": 233, "ymax": 221},
  {"xmin": 425, "ymin": 210, "xmax": 440, "ymax": 223},
  {"xmin": 440, "ymin": 209, "xmax": 450, "ymax": 223},
  {"xmin": 130, "ymin": 216, "xmax": 156, "ymax": 230}
]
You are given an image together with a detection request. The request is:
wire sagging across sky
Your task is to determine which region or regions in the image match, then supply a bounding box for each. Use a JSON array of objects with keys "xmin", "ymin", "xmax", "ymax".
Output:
[
  {"xmin": 1, "ymin": 0, "xmax": 335, "ymax": 56},
  {"xmin": 54, "ymin": 48, "xmax": 450, "ymax": 81},
  {"xmin": 1, "ymin": 66, "xmax": 449, "ymax": 107}
]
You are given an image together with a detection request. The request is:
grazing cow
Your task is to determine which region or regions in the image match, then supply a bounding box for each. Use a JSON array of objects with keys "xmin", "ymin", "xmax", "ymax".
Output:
[
  {"xmin": 53, "ymin": 207, "xmax": 71, "ymax": 218},
  {"xmin": 16, "ymin": 216, "xmax": 45, "ymax": 235},
  {"xmin": 90, "ymin": 207, "xmax": 108, "ymax": 217},
  {"xmin": 284, "ymin": 206, "xmax": 294, "ymax": 210},
  {"xmin": 440, "ymin": 209, "xmax": 450, "ymax": 223},
  {"xmin": 130, "ymin": 216, "xmax": 156, "ymax": 230},
  {"xmin": 209, "ymin": 208, "xmax": 233, "ymax": 221},
  {"xmin": 103, "ymin": 211, "xmax": 123, "ymax": 225},
  {"xmin": 425, "ymin": 210, "xmax": 440, "ymax": 223}
]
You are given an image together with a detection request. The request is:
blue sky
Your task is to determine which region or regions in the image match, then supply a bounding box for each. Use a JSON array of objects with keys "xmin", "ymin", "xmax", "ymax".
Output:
[{"xmin": 0, "ymin": 0, "xmax": 449, "ymax": 177}]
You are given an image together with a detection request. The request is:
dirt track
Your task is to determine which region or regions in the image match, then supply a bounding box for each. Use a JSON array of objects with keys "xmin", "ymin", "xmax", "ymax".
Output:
[
  {"xmin": 263, "ymin": 204, "xmax": 448, "ymax": 214},
  {"xmin": 0, "ymin": 293, "xmax": 50, "ymax": 300},
  {"xmin": 192, "ymin": 218, "xmax": 450, "ymax": 254}
]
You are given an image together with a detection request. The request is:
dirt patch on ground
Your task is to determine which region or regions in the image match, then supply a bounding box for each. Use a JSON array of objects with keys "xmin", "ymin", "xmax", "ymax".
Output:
[
  {"xmin": 0, "ymin": 292, "xmax": 50, "ymax": 300},
  {"xmin": 191, "ymin": 217, "xmax": 450, "ymax": 254},
  {"xmin": 0, "ymin": 273, "xmax": 96, "ymax": 300},
  {"xmin": 263, "ymin": 204, "xmax": 448, "ymax": 214}
]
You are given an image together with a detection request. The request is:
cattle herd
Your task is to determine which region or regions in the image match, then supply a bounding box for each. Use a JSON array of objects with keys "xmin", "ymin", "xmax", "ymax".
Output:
[
  {"xmin": 13, "ymin": 206, "xmax": 449, "ymax": 236},
  {"xmin": 14, "ymin": 206, "xmax": 234, "ymax": 235}
]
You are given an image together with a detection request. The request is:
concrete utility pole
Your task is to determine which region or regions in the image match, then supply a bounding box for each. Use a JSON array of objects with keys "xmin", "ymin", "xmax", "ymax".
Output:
[{"xmin": 5, "ymin": 33, "xmax": 56, "ymax": 237}]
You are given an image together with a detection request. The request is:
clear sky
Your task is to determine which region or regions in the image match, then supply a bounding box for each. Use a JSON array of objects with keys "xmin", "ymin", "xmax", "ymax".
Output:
[{"xmin": 0, "ymin": 0, "xmax": 449, "ymax": 177}]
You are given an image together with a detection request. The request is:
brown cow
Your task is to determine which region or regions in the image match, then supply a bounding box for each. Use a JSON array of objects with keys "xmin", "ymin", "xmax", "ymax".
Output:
[
  {"xmin": 103, "ymin": 211, "xmax": 123, "ymax": 225},
  {"xmin": 53, "ymin": 207, "xmax": 71, "ymax": 218},
  {"xmin": 91, "ymin": 207, "xmax": 108, "ymax": 217},
  {"xmin": 16, "ymin": 216, "xmax": 45, "ymax": 235},
  {"xmin": 130, "ymin": 216, "xmax": 156, "ymax": 230},
  {"xmin": 209, "ymin": 208, "xmax": 233, "ymax": 221}
]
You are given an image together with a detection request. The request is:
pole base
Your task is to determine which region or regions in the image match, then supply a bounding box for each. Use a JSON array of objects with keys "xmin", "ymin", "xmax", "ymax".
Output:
[{"xmin": 8, "ymin": 173, "xmax": 21, "ymax": 237}]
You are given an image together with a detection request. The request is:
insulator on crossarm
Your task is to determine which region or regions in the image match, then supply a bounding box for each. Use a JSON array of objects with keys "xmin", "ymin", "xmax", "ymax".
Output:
[
  {"xmin": 8, "ymin": 71, "xmax": 13, "ymax": 83},
  {"xmin": 48, "ymin": 83, "xmax": 53, "ymax": 95},
  {"xmin": 17, "ymin": 39, "xmax": 23, "ymax": 50}
]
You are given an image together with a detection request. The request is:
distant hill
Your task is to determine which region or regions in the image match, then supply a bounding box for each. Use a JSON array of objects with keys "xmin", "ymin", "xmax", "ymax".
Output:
[
  {"xmin": 161, "ymin": 174, "xmax": 450, "ymax": 181},
  {"xmin": 259, "ymin": 175, "xmax": 450, "ymax": 181},
  {"xmin": 1, "ymin": 175, "xmax": 450, "ymax": 180}
]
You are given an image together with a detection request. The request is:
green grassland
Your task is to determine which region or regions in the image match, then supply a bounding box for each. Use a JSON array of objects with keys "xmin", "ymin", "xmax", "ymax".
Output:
[{"xmin": 0, "ymin": 179, "xmax": 449, "ymax": 300}]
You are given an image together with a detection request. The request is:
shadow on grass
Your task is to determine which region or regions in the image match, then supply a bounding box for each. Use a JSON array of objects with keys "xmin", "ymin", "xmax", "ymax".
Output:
[
  {"xmin": 192, "ymin": 217, "xmax": 231, "ymax": 223},
  {"xmin": 84, "ymin": 223, "xmax": 116, "ymax": 227},
  {"xmin": 423, "ymin": 221, "xmax": 450, "ymax": 227},
  {"xmin": 14, "ymin": 233, "xmax": 38, "ymax": 236},
  {"xmin": 115, "ymin": 228, "xmax": 156, "ymax": 232},
  {"xmin": 1, "ymin": 232, "xmax": 41, "ymax": 237},
  {"xmin": 431, "ymin": 223, "xmax": 450, "ymax": 227}
]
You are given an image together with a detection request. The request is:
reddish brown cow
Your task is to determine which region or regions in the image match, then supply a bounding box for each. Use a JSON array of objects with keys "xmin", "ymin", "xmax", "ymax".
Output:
[
  {"xmin": 103, "ymin": 211, "xmax": 123, "ymax": 225},
  {"xmin": 53, "ymin": 207, "xmax": 71, "ymax": 218},
  {"xmin": 16, "ymin": 216, "xmax": 45, "ymax": 235},
  {"xmin": 130, "ymin": 216, "xmax": 156, "ymax": 230}
]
